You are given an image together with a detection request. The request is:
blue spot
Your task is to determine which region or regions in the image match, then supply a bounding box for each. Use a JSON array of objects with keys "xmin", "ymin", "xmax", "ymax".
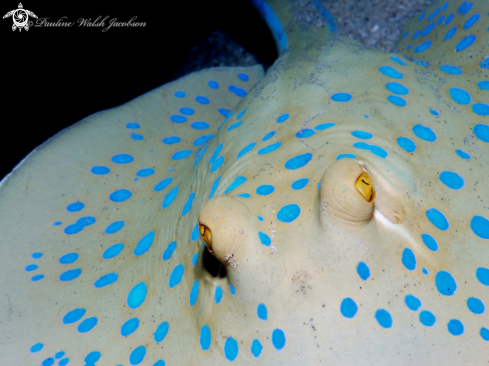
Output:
[
  {"xmin": 418, "ymin": 12, "xmax": 425, "ymax": 21},
  {"xmin": 209, "ymin": 143, "xmax": 223, "ymax": 165},
  {"xmin": 257, "ymin": 216, "xmax": 264, "ymax": 221},
  {"xmin": 464, "ymin": 13, "xmax": 480, "ymax": 29},
  {"xmin": 471, "ymin": 216, "xmax": 489, "ymax": 239},
  {"xmin": 154, "ymin": 177, "xmax": 173, "ymax": 192},
  {"xmin": 315, "ymin": 122, "xmax": 336, "ymax": 130},
  {"xmin": 412, "ymin": 30, "xmax": 421, "ymax": 40},
  {"xmin": 210, "ymin": 156, "xmax": 224, "ymax": 173},
  {"xmin": 402, "ymin": 248, "xmax": 416, "ymax": 271},
  {"xmin": 258, "ymin": 231, "xmax": 271, "ymax": 246},
  {"xmin": 200, "ymin": 325, "xmax": 211, "ymax": 350},
  {"xmin": 251, "ymin": 339, "xmax": 263, "ymax": 358},
  {"xmin": 55, "ymin": 351, "xmax": 65, "ymax": 359},
  {"xmin": 111, "ymin": 154, "xmax": 134, "ymax": 164},
  {"xmin": 421, "ymin": 233, "xmax": 438, "ymax": 251},
  {"xmin": 406, "ymin": 44, "xmax": 413, "ymax": 50},
  {"xmin": 236, "ymin": 109, "xmax": 247, "ymax": 119},
  {"xmin": 237, "ymin": 193, "xmax": 250, "ymax": 198},
  {"xmin": 439, "ymin": 65, "xmax": 463, "ymax": 75},
  {"xmin": 351, "ymin": 130, "xmax": 373, "ymax": 139},
  {"xmin": 192, "ymin": 253, "xmax": 198, "ymax": 266},
  {"xmin": 31, "ymin": 274, "xmax": 44, "ymax": 281},
  {"xmin": 447, "ymin": 319, "xmax": 464, "ymax": 336},
  {"xmin": 375, "ymin": 309, "xmax": 393, "ymax": 328},
  {"xmin": 191, "ymin": 224, "xmax": 199, "ymax": 242},
  {"xmin": 436, "ymin": 271, "xmax": 457, "ymax": 296},
  {"xmin": 331, "ymin": 93, "xmax": 352, "ymax": 102},
  {"xmin": 90, "ymin": 166, "xmax": 110, "ymax": 175},
  {"xmin": 169, "ymin": 264, "xmax": 184, "ymax": 288},
  {"xmin": 413, "ymin": 60, "xmax": 430, "ymax": 67},
  {"xmin": 109, "ymin": 189, "xmax": 132, "ymax": 203},
  {"xmin": 209, "ymin": 176, "xmax": 221, "ymax": 199},
  {"xmin": 340, "ymin": 298, "xmax": 358, "ymax": 318},
  {"xmin": 30, "ymin": 343, "xmax": 43, "ymax": 352},
  {"xmin": 102, "ymin": 243, "xmax": 124, "ymax": 259},
  {"xmin": 237, "ymin": 142, "xmax": 256, "ymax": 159},
  {"xmin": 467, "ymin": 297, "xmax": 485, "ymax": 314},
  {"xmin": 129, "ymin": 346, "xmax": 146, "ymax": 365},
  {"xmin": 224, "ymin": 337, "xmax": 239, "ymax": 361},
  {"xmin": 387, "ymin": 95, "xmax": 407, "ymax": 107},
  {"xmin": 422, "ymin": 268, "xmax": 429, "ymax": 275},
  {"xmin": 77, "ymin": 317, "xmax": 97, "ymax": 333},
  {"xmin": 171, "ymin": 150, "xmax": 192, "ymax": 160},
  {"xmin": 218, "ymin": 108, "xmax": 230, "ymax": 116},
  {"xmin": 162, "ymin": 136, "xmax": 181, "ymax": 145},
  {"xmin": 32, "ymin": 252, "xmax": 43, "ymax": 259},
  {"xmin": 256, "ymin": 185, "xmax": 275, "ymax": 195},
  {"xmin": 478, "ymin": 81, "xmax": 489, "ymax": 90},
  {"xmin": 179, "ymin": 107, "xmax": 194, "ymax": 115},
  {"xmin": 426, "ymin": 208, "xmax": 449, "ymax": 230},
  {"xmin": 42, "ymin": 358, "xmax": 54, "ymax": 366},
  {"xmin": 60, "ymin": 268, "xmax": 81, "ymax": 282},
  {"xmin": 449, "ymin": 87, "xmax": 471, "ymax": 105},
  {"xmin": 455, "ymin": 35, "xmax": 476, "ymax": 52},
  {"xmin": 105, "ymin": 221, "xmax": 124, "ymax": 234},
  {"xmin": 228, "ymin": 85, "xmax": 247, "ymax": 97},
  {"xmin": 481, "ymin": 58, "xmax": 489, "ymax": 69},
  {"xmin": 271, "ymin": 329, "xmax": 286, "ymax": 351},
  {"xmin": 230, "ymin": 284, "xmax": 236, "ymax": 295},
  {"xmin": 439, "ymin": 171, "xmax": 464, "ymax": 190},
  {"xmin": 285, "ymin": 153, "xmax": 312, "ymax": 170},
  {"xmin": 458, "ymin": 1, "xmax": 473, "ymax": 15},
  {"xmin": 127, "ymin": 282, "xmax": 147, "ymax": 309},
  {"xmin": 445, "ymin": 13, "xmax": 454, "ymax": 25},
  {"xmin": 224, "ymin": 176, "xmax": 247, "ymax": 194},
  {"xmin": 405, "ymin": 294, "xmax": 422, "ymax": 311},
  {"xmin": 174, "ymin": 91, "xmax": 185, "ymax": 98},
  {"xmin": 59, "ymin": 252, "xmax": 79, "ymax": 265},
  {"xmin": 397, "ymin": 137, "xmax": 416, "ymax": 153},
  {"xmin": 25, "ymin": 264, "xmax": 37, "ymax": 271},
  {"xmin": 162, "ymin": 186, "xmax": 179, "ymax": 209},
  {"xmin": 131, "ymin": 132, "xmax": 144, "ymax": 140},
  {"xmin": 291, "ymin": 178, "xmax": 309, "ymax": 190},
  {"xmin": 385, "ymin": 82, "xmax": 409, "ymax": 95},
  {"xmin": 423, "ymin": 23, "xmax": 435, "ymax": 37},
  {"xmin": 390, "ymin": 56, "xmax": 406, "ymax": 66},
  {"xmin": 277, "ymin": 204, "xmax": 301, "ymax": 223},
  {"xmin": 84, "ymin": 351, "xmax": 100, "ymax": 364},
  {"xmin": 238, "ymin": 73, "xmax": 249, "ymax": 81},
  {"xmin": 208, "ymin": 80, "xmax": 219, "ymax": 89},
  {"xmin": 181, "ymin": 193, "xmax": 195, "ymax": 217},
  {"xmin": 64, "ymin": 216, "xmax": 96, "ymax": 235},
  {"xmin": 379, "ymin": 66, "xmax": 404, "ymax": 79},
  {"xmin": 441, "ymin": 2, "xmax": 448, "ymax": 11},
  {"xmin": 62, "ymin": 308, "xmax": 86, "ymax": 324},
  {"xmin": 419, "ymin": 310, "xmax": 436, "ymax": 326},
  {"xmin": 277, "ymin": 113, "xmax": 289, "ymax": 123},
  {"xmin": 356, "ymin": 262, "xmax": 370, "ymax": 281},
  {"xmin": 121, "ymin": 318, "xmax": 139, "ymax": 337},
  {"xmin": 413, "ymin": 40, "xmax": 432, "ymax": 53},
  {"xmin": 403, "ymin": 31, "xmax": 409, "ymax": 38},
  {"xmin": 190, "ymin": 280, "xmax": 199, "ymax": 307},
  {"xmin": 428, "ymin": 7, "xmax": 439, "ymax": 21},
  {"xmin": 66, "ymin": 202, "xmax": 84, "ymax": 212},
  {"xmin": 262, "ymin": 131, "xmax": 275, "ymax": 141},
  {"xmin": 480, "ymin": 327, "xmax": 489, "ymax": 341},
  {"xmin": 455, "ymin": 149, "xmax": 470, "ymax": 159},
  {"xmin": 215, "ymin": 286, "xmax": 223, "ymax": 304},
  {"xmin": 437, "ymin": 15, "xmax": 445, "ymax": 25},
  {"xmin": 195, "ymin": 96, "xmax": 210, "ymax": 104},
  {"xmin": 257, "ymin": 303, "xmax": 268, "ymax": 321},
  {"xmin": 444, "ymin": 26, "xmax": 457, "ymax": 41},
  {"xmin": 430, "ymin": 109, "xmax": 440, "ymax": 116},
  {"xmin": 133, "ymin": 231, "xmax": 155, "ymax": 256},
  {"xmin": 194, "ymin": 146, "xmax": 207, "ymax": 167},
  {"xmin": 336, "ymin": 153, "xmax": 357, "ymax": 160},
  {"xmin": 227, "ymin": 122, "xmax": 242, "ymax": 131},
  {"xmin": 94, "ymin": 273, "xmax": 118, "ymax": 288},
  {"xmin": 191, "ymin": 121, "xmax": 210, "ymax": 130},
  {"xmin": 154, "ymin": 321, "xmax": 169, "ymax": 343},
  {"xmin": 413, "ymin": 124, "xmax": 436, "ymax": 142},
  {"xmin": 473, "ymin": 104, "xmax": 489, "ymax": 117},
  {"xmin": 126, "ymin": 122, "xmax": 140, "ymax": 129},
  {"xmin": 295, "ymin": 129, "xmax": 316, "ymax": 138},
  {"xmin": 194, "ymin": 135, "xmax": 214, "ymax": 146}
]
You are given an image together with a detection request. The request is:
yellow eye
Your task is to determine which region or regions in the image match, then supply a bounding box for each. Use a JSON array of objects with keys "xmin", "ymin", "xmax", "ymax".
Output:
[
  {"xmin": 199, "ymin": 223, "xmax": 212, "ymax": 252},
  {"xmin": 355, "ymin": 171, "xmax": 375, "ymax": 203}
]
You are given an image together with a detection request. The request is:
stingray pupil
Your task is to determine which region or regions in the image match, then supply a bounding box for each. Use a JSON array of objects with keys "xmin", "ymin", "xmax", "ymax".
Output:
[{"xmin": 362, "ymin": 179, "xmax": 370, "ymax": 186}]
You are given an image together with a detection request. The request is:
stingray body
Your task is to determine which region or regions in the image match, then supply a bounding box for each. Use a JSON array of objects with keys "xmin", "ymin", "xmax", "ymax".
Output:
[{"xmin": 1, "ymin": 0, "xmax": 488, "ymax": 365}]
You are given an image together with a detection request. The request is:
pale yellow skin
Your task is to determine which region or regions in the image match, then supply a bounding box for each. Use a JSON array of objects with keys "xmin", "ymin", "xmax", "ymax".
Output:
[{"xmin": 1, "ymin": 0, "xmax": 488, "ymax": 365}]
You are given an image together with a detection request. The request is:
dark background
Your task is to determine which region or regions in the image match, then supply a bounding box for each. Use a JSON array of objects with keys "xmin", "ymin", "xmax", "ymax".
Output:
[{"xmin": 1, "ymin": 1, "xmax": 277, "ymax": 180}]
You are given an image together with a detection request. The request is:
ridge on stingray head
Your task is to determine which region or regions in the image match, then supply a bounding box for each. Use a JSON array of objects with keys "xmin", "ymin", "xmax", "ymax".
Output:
[{"xmin": 1, "ymin": 0, "xmax": 488, "ymax": 365}]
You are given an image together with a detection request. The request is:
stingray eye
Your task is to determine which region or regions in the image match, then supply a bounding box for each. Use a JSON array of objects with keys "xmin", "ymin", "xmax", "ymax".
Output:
[
  {"xmin": 199, "ymin": 223, "xmax": 212, "ymax": 252},
  {"xmin": 355, "ymin": 171, "xmax": 375, "ymax": 203}
]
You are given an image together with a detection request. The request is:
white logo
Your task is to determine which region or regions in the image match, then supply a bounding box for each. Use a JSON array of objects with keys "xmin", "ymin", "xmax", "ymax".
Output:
[{"xmin": 3, "ymin": 3, "xmax": 37, "ymax": 31}]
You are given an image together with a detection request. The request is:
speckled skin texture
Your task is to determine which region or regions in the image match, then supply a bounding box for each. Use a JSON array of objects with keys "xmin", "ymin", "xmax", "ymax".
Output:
[{"xmin": 0, "ymin": 0, "xmax": 488, "ymax": 365}]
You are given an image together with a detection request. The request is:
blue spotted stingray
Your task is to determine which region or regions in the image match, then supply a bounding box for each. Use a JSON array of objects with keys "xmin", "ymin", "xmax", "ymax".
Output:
[{"xmin": 1, "ymin": 0, "xmax": 488, "ymax": 365}]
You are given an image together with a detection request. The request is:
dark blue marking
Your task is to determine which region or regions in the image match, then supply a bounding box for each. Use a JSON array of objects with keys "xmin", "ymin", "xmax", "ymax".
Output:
[
  {"xmin": 480, "ymin": 327, "xmax": 489, "ymax": 341},
  {"xmin": 194, "ymin": 146, "xmax": 207, "ymax": 167},
  {"xmin": 458, "ymin": 1, "xmax": 472, "ymax": 15},
  {"xmin": 227, "ymin": 122, "xmax": 242, "ymax": 131},
  {"xmin": 441, "ymin": 2, "xmax": 448, "ymax": 11},
  {"xmin": 218, "ymin": 108, "xmax": 230, "ymax": 116},
  {"xmin": 476, "ymin": 267, "xmax": 489, "ymax": 286},
  {"xmin": 169, "ymin": 264, "xmax": 184, "ymax": 288},
  {"xmin": 481, "ymin": 58, "xmax": 489, "ymax": 69},
  {"xmin": 194, "ymin": 135, "xmax": 214, "ymax": 146},
  {"xmin": 379, "ymin": 66, "xmax": 404, "ymax": 79},
  {"xmin": 77, "ymin": 317, "xmax": 97, "ymax": 333},
  {"xmin": 162, "ymin": 136, "xmax": 181, "ymax": 145},
  {"xmin": 258, "ymin": 231, "xmax": 271, "ymax": 246},
  {"xmin": 238, "ymin": 73, "xmax": 249, "ymax": 81},
  {"xmin": 109, "ymin": 189, "xmax": 132, "ymax": 202},
  {"xmin": 257, "ymin": 304, "xmax": 268, "ymax": 321},
  {"xmin": 412, "ymin": 30, "xmax": 421, "ymax": 40},
  {"xmin": 42, "ymin": 358, "xmax": 54, "ymax": 366},
  {"xmin": 412, "ymin": 124, "xmax": 436, "ymax": 141},
  {"xmin": 182, "ymin": 192, "xmax": 195, "ymax": 216},
  {"xmin": 471, "ymin": 215, "xmax": 489, "ymax": 239},
  {"xmin": 413, "ymin": 40, "xmax": 432, "ymax": 53},
  {"xmin": 179, "ymin": 107, "xmax": 194, "ymax": 115},
  {"xmin": 455, "ymin": 149, "xmax": 470, "ymax": 159},
  {"xmin": 162, "ymin": 186, "xmax": 179, "ymax": 209},
  {"xmin": 295, "ymin": 129, "xmax": 316, "ymax": 138},
  {"xmin": 129, "ymin": 346, "xmax": 146, "ymax": 365},
  {"xmin": 340, "ymin": 298, "xmax": 358, "ymax": 318},
  {"xmin": 208, "ymin": 176, "xmax": 221, "ymax": 199},
  {"xmin": 191, "ymin": 122, "xmax": 210, "ymax": 130},
  {"xmin": 444, "ymin": 26, "xmax": 457, "ymax": 41},
  {"xmin": 59, "ymin": 268, "xmax": 81, "ymax": 282},
  {"xmin": 473, "ymin": 104, "xmax": 489, "ymax": 117},
  {"xmin": 190, "ymin": 280, "xmax": 199, "ymax": 306},
  {"xmin": 62, "ymin": 308, "xmax": 86, "ymax": 324},
  {"xmin": 200, "ymin": 325, "xmax": 211, "ymax": 350},
  {"xmin": 154, "ymin": 321, "xmax": 169, "ymax": 343},
  {"xmin": 435, "ymin": 271, "xmax": 457, "ymax": 296},
  {"xmin": 402, "ymin": 248, "xmax": 416, "ymax": 271},
  {"xmin": 444, "ymin": 12, "xmax": 454, "ymax": 25},
  {"xmin": 418, "ymin": 12, "xmax": 425, "ymax": 21},
  {"xmin": 170, "ymin": 115, "xmax": 187, "ymax": 123},
  {"xmin": 291, "ymin": 178, "xmax": 309, "ymax": 190},
  {"xmin": 111, "ymin": 154, "xmax": 134, "ymax": 164},
  {"xmin": 272, "ymin": 329, "xmax": 286, "ymax": 350},
  {"xmin": 59, "ymin": 252, "xmax": 79, "ymax": 264},
  {"xmin": 439, "ymin": 171, "xmax": 464, "ymax": 189},
  {"xmin": 356, "ymin": 262, "xmax": 370, "ymax": 281},
  {"xmin": 455, "ymin": 35, "xmax": 476, "ymax": 52},
  {"xmin": 421, "ymin": 233, "xmax": 438, "ymax": 251},
  {"xmin": 447, "ymin": 319, "xmax": 464, "ymax": 336},
  {"xmin": 467, "ymin": 297, "xmax": 485, "ymax": 314},
  {"xmin": 256, "ymin": 185, "xmax": 275, "ymax": 195},
  {"xmin": 258, "ymin": 142, "xmax": 282, "ymax": 155},
  {"xmin": 449, "ymin": 87, "xmax": 471, "ymax": 105},
  {"xmin": 437, "ymin": 15, "xmax": 445, "ymax": 25},
  {"xmin": 439, "ymin": 65, "xmax": 463, "ymax": 75},
  {"xmin": 224, "ymin": 337, "xmax": 239, "ymax": 361},
  {"xmin": 196, "ymin": 96, "xmax": 210, "ymax": 104},
  {"xmin": 215, "ymin": 286, "xmax": 223, "ymax": 304},
  {"xmin": 331, "ymin": 93, "xmax": 352, "ymax": 102},
  {"xmin": 336, "ymin": 153, "xmax": 356, "ymax": 160},
  {"xmin": 375, "ymin": 309, "xmax": 393, "ymax": 328},
  {"xmin": 237, "ymin": 142, "xmax": 256, "ymax": 159},
  {"xmin": 133, "ymin": 231, "xmax": 155, "ymax": 256},
  {"xmin": 277, "ymin": 204, "xmax": 301, "ymax": 223},
  {"xmin": 154, "ymin": 177, "xmax": 173, "ymax": 192},
  {"xmin": 210, "ymin": 156, "xmax": 224, "ymax": 173},
  {"xmin": 315, "ymin": 122, "xmax": 336, "ymax": 130},
  {"xmin": 228, "ymin": 85, "xmax": 247, "ymax": 97},
  {"xmin": 284, "ymin": 153, "xmax": 312, "ymax": 170},
  {"xmin": 387, "ymin": 95, "xmax": 407, "ymax": 107},
  {"xmin": 405, "ymin": 294, "xmax": 421, "ymax": 311},
  {"xmin": 397, "ymin": 137, "xmax": 416, "ymax": 153},
  {"xmin": 162, "ymin": 241, "xmax": 177, "ymax": 261},
  {"xmin": 25, "ymin": 264, "xmax": 38, "ymax": 271},
  {"xmin": 209, "ymin": 143, "xmax": 223, "ymax": 164},
  {"xmin": 427, "ymin": 7, "xmax": 439, "ymax": 21},
  {"xmin": 390, "ymin": 56, "xmax": 406, "ymax": 66},
  {"xmin": 277, "ymin": 113, "xmax": 289, "ymax": 123},
  {"xmin": 126, "ymin": 122, "xmax": 140, "ymax": 129},
  {"xmin": 105, "ymin": 221, "xmax": 124, "ymax": 234},
  {"xmin": 351, "ymin": 130, "xmax": 373, "ymax": 139},
  {"xmin": 236, "ymin": 109, "xmax": 247, "ymax": 119},
  {"xmin": 127, "ymin": 282, "xmax": 147, "ymax": 309},
  {"xmin": 385, "ymin": 82, "xmax": 409, "ymax": 95},
  {"xmin": 426, "ymin": 208, "xmax": 449, "ymax": 230},
  {"xmin": 251, "ymin": 339, "xmax": 263, "ymax": 358},
  {"xmin": 103, "ymin": 243, "xmax": 124, "ymax": 259},
  {"xmin": 262, "ymin": 131, "xmax": 276, "ymax": 142},
  {"xmin": 121, "ymin": 318, "xmax": 139, "ymax": 337},
  {"xmin": 419, "ymin": 310, "xmax": 436, "ymax": 326},
  {"xmin": 174, "ymin": 91, "xmax": 185, "ymax": 98},
  {"xmin": 463, "ymin": 13, "xmax": 480, "ymax": 29},
  {"xmin": 403, "ymin": 31, "xmax": 409, "ymax": 38},
  {"xmin": 422, "ymin": 23, "xmax": 435, "ymax": 36},
  {"xmin": 208, "ymin": 80, "xmax": 219, "ymax": 89},
  {"xmin": 66, "ymin": 202, "xmax": 84, "ymax": 212}
]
